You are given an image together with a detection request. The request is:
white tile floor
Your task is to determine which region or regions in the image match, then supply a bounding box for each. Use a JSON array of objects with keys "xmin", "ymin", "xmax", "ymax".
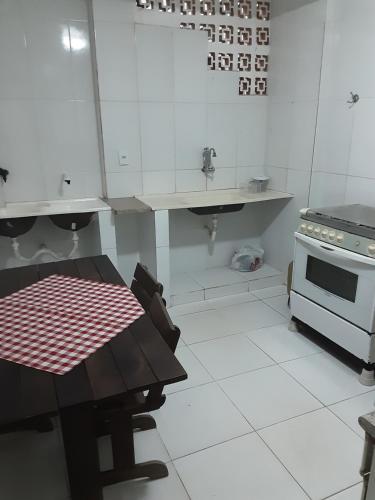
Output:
[
  {"xmin": 171, "ymin": 264, "xmax": 283, "ymax": 306},
  {"xmin": 1, "ymin": 287, "xmax": 374, "ymax": 500}
]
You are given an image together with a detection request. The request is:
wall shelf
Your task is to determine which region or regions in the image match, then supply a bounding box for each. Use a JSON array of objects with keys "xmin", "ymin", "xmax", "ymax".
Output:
[{"xmin": 108, "ymin": 189, "xmax": 293, "ymax": 214}]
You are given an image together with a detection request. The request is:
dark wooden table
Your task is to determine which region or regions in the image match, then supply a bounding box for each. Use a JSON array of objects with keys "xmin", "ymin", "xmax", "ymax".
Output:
[{"xmin": 0, "ymin": 255, "xmax": 187, "ymax": 500}]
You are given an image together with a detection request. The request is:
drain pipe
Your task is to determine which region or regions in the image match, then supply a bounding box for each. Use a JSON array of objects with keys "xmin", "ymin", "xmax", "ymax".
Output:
[
  {"xmin": 11, "ymin": 224, "xmax": 80, "ymax": 263},
  {"xmin": 205, "ymin": 214, "xmax": 219, "ymax": 243}
]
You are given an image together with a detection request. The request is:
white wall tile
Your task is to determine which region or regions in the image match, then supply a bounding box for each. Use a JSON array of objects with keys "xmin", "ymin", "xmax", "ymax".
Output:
[
  {"xmin": 286, "ymin": 169, "xmax": 310, "ymax": 205},
  {"xmin": 45, "ymin": 170, "xmax": 102, "ymax": 199},
  {"xmin": 98, "ymin": 211, "xmax": 117, "ymax": 249},
  {"xmin": 236, "ymin": 166, "xmax": 265, "ymax": 189},
  {"xmin": 236, "ymin": 100, "xmax": 267, "ymax": 168},
  {"xmin": 207, "ymin": 104, "xmax": 237, "ymax": 168},
  {"xmin": 156, "ymin": 245, "xmax": 170, "ymax": 300},
  {"xmin": 92, "ymin": 0, "xmax": 135, "ymax": 22},
  {"xmin": 34, "ymin": 100, "xmax": 100, "ymax": 180},
  {"xmin": 139, "ymin": 102, "xmax": 175, "ymax": 171},
  {"xmin": 136, "ymin": 24, "xmax": 174, "ymax": 102},
  {"xmin": 176, "ymin": 170, "xmax": 206, "ymax": 192},
  {"xmin": 70, "ymin": 21, "xmax": 95, "ymax": 100},
  {"xmin": 320, "ymin": 2, "xmax": 375, "ymax": 100},
  {"xmin": 288, "ymin": 100, "xmax": 317, "ymax": 171},
  {"xmin": 207, "ymin": 168, "xmax": 236, "ymax": 191},
  {"xmin": 265, "ymin": 100, "xmax": 292, "ymax": 168},
  {"xmin": 106, "ymin": 171, "xmax": 143, "ymax": 197},
  {"xmin": 175, "ymin": 102, "xmax": 207, "ymax": 171},
  {"xmin": 19, "ymin": 0, "xmax": 88, "ymax": 21},
  {"xmin": 0, "ymin": 12, "xmax": 31, "ymax": 100},
  {"xmin": 25, "ymin": 19, "xmax": 74, "ymax": 100},
  {"xmin": 313, "ymin": 99, "xmax": 353, "ymax": 175},
  {"xmin": 207, "ymin": 71, "xmax": 238, "ymax": 104},
  {"xmin": 101, "ymin": 101, "xmax": 141, "ymax": 173},
  {"xmin": 95, "ymin": 22, "xmax": 138, "ymax": 101},
  {"xmin": 0, "ymin": 100, "xmax": 45, "ymax": 202},
  {"xmin": 265, "ymin": 166, "xmax": 288, "ymax": 191},
  {"xmin": 348, "ymin": 99, "xmax": 375, "ymax": 179},
  {"xmin": 345, "ymin": 176, "xmax": 375, "ymax": 207},
  {"xmin": 309, "ymin": 171, "xmax": 347, "ymax": 208},
  {"xmin": 173, "ymin": 29, "xmax": 207, "ymax": 103},
  {"xmin": 155, "ymin": 210, "xmax": 170, "ymax": 247},
  {"xmin": 143, "ymin": 171, "xmax": 175, "ymax": 194}
]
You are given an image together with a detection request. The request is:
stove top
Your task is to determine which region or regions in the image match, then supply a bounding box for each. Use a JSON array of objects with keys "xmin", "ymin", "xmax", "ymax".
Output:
[{"xmin": 301, "ymin": 204, "xmax": 375, "ymax": 239}]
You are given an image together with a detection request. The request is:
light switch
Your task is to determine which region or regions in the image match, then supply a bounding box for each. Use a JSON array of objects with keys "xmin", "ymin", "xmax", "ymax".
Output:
[{"xmin": 118, "ymin": 151, "xmax": 129, "ymax": 166}]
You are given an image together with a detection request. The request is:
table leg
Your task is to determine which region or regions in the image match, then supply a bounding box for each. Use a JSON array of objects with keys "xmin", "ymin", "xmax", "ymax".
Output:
[
  {"xmin": 60, "ymin": 405, "xmax": 102, "ymax": 500},
  {"xmin": 100, "ymin": 408, "xmax": 168, "ymax": 487},
  {"xmin": 132, "ymin": 414, "xmax": 157, "ymax": 431}
]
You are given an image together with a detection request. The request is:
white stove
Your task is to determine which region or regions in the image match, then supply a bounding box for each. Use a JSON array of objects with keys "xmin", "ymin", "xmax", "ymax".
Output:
[{"xmin": 291, "ymin": 204, "xmax": 375, "ymax": 384}]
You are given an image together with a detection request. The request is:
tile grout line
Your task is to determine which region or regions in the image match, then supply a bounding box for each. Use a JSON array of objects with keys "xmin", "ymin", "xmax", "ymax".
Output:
[
  {"xmin": 214, "ymin": 378, "xmax": 314, "ymax": 500},
  {"xmin": 167, "ymin": 290, "xmax": 368, "ymax": 499},
  {"xmin": 321, "ymin": 481, "xmax": 363, "ymax": 500},
  {"xmin": 278, "ymin": 356, "xmax": 375, "ymax": 409},
  {"xmin": 171, "ymin": 428, "xmax": 254, "ymax": 462},
  {"xmin": 181, "ymin": 317, "xmax": 288, "ymax": 346}
]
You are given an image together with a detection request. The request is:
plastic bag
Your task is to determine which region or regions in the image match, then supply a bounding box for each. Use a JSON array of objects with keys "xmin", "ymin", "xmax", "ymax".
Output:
[{"xmin": 230, "ymin": 245, "xmax": 264, "ymax": 272}]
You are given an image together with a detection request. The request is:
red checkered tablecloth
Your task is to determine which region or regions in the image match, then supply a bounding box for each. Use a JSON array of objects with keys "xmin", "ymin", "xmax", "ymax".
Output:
[{"xmin": 0, "ymin": 274, "xmax": 145, "ymax": 375}]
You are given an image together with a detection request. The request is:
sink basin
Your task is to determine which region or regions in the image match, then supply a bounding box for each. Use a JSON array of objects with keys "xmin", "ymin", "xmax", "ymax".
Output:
[
  {"xmin": 188, "ymin": 203, "xmax": 244, "ymax": 215},
  {"xmin": 0, "ymin": 198, "xmax": 110, "ymax": 219}
]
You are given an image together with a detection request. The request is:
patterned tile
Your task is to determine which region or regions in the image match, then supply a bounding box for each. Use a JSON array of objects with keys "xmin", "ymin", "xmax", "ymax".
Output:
[
  {"xmin": 256, "ymin": 26, "xmax": 270, "ymax": 45},
  {"xmin": 255, "ymin": 77, "xmax": 267, "ymax": 95},
  {"xmin": 200, "ymin": 23, "xmax": 215, "ymax": 42},
  {"xmin": 219, "ymin": 25, "xmax": 234, "ymax": 44},
  {"xmin": 255, "ymin": 54, "xmax": 269, "ymax": 71},
  {"xmin": 208, "ymin": 51, "xmax": 216, "ymax": 70},
  {"xmin": 238, "ymin": 0, "xmax": 252, "ymax": 19},
  {"xmin": 137, "ymin": 0, "xmax": 270, "ymax": 94},
  {"xmin": 200, "ymin": 0, "xmax": 215, "ymax": 15},
  {"xmin": 257, "ymin": 1, "xmax": 270, "ymax": 20},
  {"xmin": 180, "ymin": 21, "xmax": 195, "ymax": 29},
  {"xmin": 218, "ymin": 52, "xmax": 234, "ymax": 71},
  {"xmin": 180, "ymin": 0, "xmax": 196, "ymax": 15},
  {"xmin": 238, "ymin": 27, "xmax": 252, "ymax": 45},
  {"xmin": 238, "ymin": 53, "xmax": 251, "ymax": 72},
  {"xmin": 137, "ymin": 0, "xmax": 154, "ymax": 8},
  {"xmin": 239, "ymin": 77, "xmax": 252, "ymax": 96},
  {"xmin": 219, "ymin": 0, "xmax": 235, "ymax": 16},
  {"xmin": 158, "ymin": 0, "xmax": 176, "ymax": 12}
]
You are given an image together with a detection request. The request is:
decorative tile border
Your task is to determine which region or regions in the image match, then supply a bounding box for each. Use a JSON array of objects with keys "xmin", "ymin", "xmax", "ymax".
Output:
[{"xmin": 136, "ymin": 0, "xmax": 270, "ymax": 96}]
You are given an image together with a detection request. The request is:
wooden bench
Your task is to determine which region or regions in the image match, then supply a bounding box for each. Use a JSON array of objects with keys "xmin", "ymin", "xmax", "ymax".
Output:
[{"xmin": 0, "ymin": 256, "xmax": 187, "ymax": 500}]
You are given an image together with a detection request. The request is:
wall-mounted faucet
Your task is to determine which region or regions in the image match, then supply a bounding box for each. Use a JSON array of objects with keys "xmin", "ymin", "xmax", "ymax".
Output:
[
  {"xmin": 202, "ymin": 147, "xmax": 217, "ymax": 176},
  {"xmin": 0, "ymin": 167, "xmax": 9, "ymax": 183}
]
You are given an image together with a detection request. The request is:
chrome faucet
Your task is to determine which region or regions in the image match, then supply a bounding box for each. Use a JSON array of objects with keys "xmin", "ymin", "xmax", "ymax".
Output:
[{"xmin": 202, "ymin": 147, "xmax": 217, "ymax": 175}]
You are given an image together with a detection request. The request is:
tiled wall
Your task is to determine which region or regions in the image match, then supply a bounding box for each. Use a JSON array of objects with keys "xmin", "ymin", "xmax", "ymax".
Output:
[
  {"xmin": 135, "ymin": 0, "xmax": 270, "ymax": 96},
  {"xmin": 0, "ymin": 0, "xmax": 102, "ymax": 202},
  {"xmin": 93, "ymin": 0, "xmax": 269, "ymax": 197},
  {"xmin": 309, "ymin": 0, "xmax": 375, "ymax": 208},
  {"xmin": 260, "ymin": 0, "xmax": 326, "ymax": 273}
]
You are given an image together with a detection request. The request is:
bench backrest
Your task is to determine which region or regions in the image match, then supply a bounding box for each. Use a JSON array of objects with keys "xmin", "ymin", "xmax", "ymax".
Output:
[{"xmin": 149, "ymin": 293, "xmax": 180, "ymax": 353}]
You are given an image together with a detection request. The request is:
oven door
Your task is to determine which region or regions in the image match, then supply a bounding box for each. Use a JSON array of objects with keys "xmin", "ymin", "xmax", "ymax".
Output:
[{"xmin": 292, "ymin": 232, "xmax": 375, "ymax": 332}]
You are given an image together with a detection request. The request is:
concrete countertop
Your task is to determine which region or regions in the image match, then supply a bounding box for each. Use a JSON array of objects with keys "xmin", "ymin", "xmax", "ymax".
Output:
[
  {"xmin": 108, "ymin": 189, "xmax": 293, "ymax": 214},
  {"xmin": 0, "ymin": 198, "xmax": 111, "ymax": 219}
]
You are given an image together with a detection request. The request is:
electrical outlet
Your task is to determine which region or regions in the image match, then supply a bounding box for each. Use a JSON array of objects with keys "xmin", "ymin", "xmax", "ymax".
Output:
[{"xmin": 118, "ymin": 151, "xmax": 129, "ymax": 166}]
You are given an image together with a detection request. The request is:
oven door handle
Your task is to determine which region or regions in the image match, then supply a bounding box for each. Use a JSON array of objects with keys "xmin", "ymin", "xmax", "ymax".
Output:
[{"xmin": 295, "ymin": 232, "xmax": 375, "ymax": 267}]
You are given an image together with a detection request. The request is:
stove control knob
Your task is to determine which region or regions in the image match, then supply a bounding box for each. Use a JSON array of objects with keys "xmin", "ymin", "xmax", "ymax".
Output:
[
  {"xmin": 300, "ymin": 224, "xmax": 307, "ymax": 233},
  {"xmin": 307, "ymin": 225, "xmax": 314, "ymax": 234},
  {"xmin": 328, "ymin": 231, "xmax": 336, "ymax": 240},
  {"xmin": 368, "ymin": 244, "xmax": 375, "ymax": 256},
  {"xmin": 314, "ymin": 227, "xmax": 321, "ymax": 235},
  {"xmin": 321, "ymin": 229, "xmax": 328, "ymax": 239},
  {"xmin": 336, "ymin": 234, "xmax": 344, "ymax": 243}
]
